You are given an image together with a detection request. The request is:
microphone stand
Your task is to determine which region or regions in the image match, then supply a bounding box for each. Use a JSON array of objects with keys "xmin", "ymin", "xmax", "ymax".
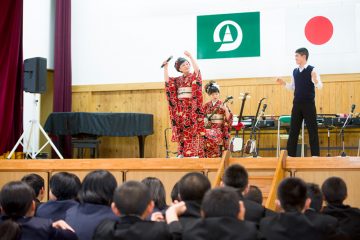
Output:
[{"xmin": 339, "ymin": 112, "xmax": 353, "ymax": 157}]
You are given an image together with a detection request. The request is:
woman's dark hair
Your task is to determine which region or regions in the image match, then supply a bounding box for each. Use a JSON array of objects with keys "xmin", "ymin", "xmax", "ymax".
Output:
[
  {"xmin": 141, "ymin": 177, "xmax": 167, "ymax": 210},
  {"xmin": 78, "ymin": 170, "xmax": 117, "ymax": 206},
  {"xmin": 50, "ymin": 172, "xmax": 81, "ymax": 201},
  {"xmin": 174, "ymin": 57, "xmax": 188, "ymax": 72},
  {"xmin": 205, "ymin": 80, "xmax": 220, "ymax": 95},
  {"xmin": 171, "ymin": 182, "xmax": 180, "ymax": 202},
  {"xmin": 21, "ymin": 173, "xmax": 44, "ymax": 197},
  {"xmin": 0, "ymin": 181, "xmax": 36, "ymax": 240}
]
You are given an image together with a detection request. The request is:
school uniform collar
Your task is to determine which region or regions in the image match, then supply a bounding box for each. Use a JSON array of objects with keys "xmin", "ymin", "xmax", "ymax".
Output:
[{"xmin": 298, "ymin": 64, "xmax": 309, "ymax": 72}]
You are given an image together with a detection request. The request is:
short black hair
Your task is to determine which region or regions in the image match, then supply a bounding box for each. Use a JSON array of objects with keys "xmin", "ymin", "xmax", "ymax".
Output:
[
  {"xmin": 78, "ymin": 170, "xmax": 117, "ymax": 206},
  {"xmin": 141, "ymin": 177, "xmax": 167, "ymax": 210},
  {"xmin": 223, "ymin": 164, "xmax": 248, "ymax": 192},
  {"xmin": 306, "ymin": 183, "xmax": 323, "ymax": 212},
  {"xmin": 50, "ymin": 172, "xmax": 81, "ymax": 201},
  {"xmin": 21, "ymin": 173, "xmax": 44, "ymax": 197},
  {"xmin": 171, "ymin": 182, "xmax": 180, "ymax": 202},
  {"xmin": 321, "ymin": 177, "xmax": 347, "ymax": 205},
  {"xmin": 277, "ymin": 177, "xmax": 308, "ymax": 212},
  {"xmin": 205, "ymin": 81, "xmax": 220, "ymax": 95},
  {"xmin": 178, "ymin": 172, "xmax": 211, "ymax": 203},
  {"xmin": 295, "ymin": 47, "xmax": 309, "ymax": 60},
  {"xmin": 113, "ymin": 181, "xmax": 151, "ymax": 216},
  {"xmin": 245, "ymin": 185, "xmax": 263, "ymax": 205},
  {"xmin": 0, "ymin": 181, "xmax": 35, "ymax": 217},
  {"xmin": 202, "ymin": 187, "xmax": 240, "ymax": 218}
]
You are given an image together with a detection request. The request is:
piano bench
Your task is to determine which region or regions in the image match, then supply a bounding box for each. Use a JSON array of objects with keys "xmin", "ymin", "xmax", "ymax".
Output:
[{"xmin": 72, "ymin": 138, "xmax": 101, "ymax": 158}]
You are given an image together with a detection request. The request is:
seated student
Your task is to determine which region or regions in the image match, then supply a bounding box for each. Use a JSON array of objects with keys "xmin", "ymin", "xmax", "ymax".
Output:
[
  {"xmin": 222, "ymin": 164, "xmax": 275, "ymax": 223},
  {"xmin": 141, "ymin": 177, "xmax": 168, "ymax": 219},
  {"xmin": 305, "ymin": 183, "xmax": 345, "ymax": 239},
  {"xmin": 322, "ymin": 177, "xmax": 360, "ymax": 240},
  {"xmin": 171, "ymin": 181, "xmax": 180, "ymax": 203},
  {"xmin": 260, "ymin": 177, "xmax": 336, "ymax": 240},
  {"xmin": 21, "ymin": 173, "xmax": 45, "ymax": 211},
  {"xmin": 0, "ymin": 181, "xmax": 77, "ymax": 240},
  {"xmin": 177, "ymin": 172, "xmax": 211, "ymax": 228},
  {"xmin": 245, "ymin": 185, "xmax": 263, "ymax": 205},
  {"xmin": 183, "ymin": 187, "xmax": 258, "ymax": 240},
  {"xmin": 93, "ymin": 181, "xmax": 185, "ymax": 240},
  {"xmin": 36, "ymin": 172, "xmax": 81, "ymax": 221},
  {"xmin": 65, "ymin": 170, "xmax": 118, "ymax": 240}
]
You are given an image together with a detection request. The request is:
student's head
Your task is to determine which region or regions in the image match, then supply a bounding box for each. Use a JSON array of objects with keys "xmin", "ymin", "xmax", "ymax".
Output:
[
  {"xmin": 171, "ymin": 181, "xmax": 180, "ymax": 203},
  {"xmin": 141, "ymin": 177, "xmax": 167, "ymax": 210},
  {"xmin": 222, "ymin": 164, "xmax": 249, "ymax": 194},
  {"xmin": 174, "ymin": 57, "xmax": 190, "ymax": 74},
  {"xmin": 277, "ymin": 177, "xmax": 310, "ymax": 212},
  {"xmin": 321, "ymin": 177, "xmax": 347, "ymax": 205},
  {"xmin": 306, "ymin": 183, "xmax": 323, "ymax": 212},
  {"xmin": 245, "ymin": 185, "xmax": 263, "ymax": 205},
  {"xmin": 78, "ymin": 170, "xmax": 117, "ymax": 206},
  {"xmin": 21, "ymin": 173, "xmax": 45, "ymax": 201},
  {"xmin": 201, "ymin": 187, "xmax": 244, "ymax": 220},
  {"xmin": 295, "ymin": 47, "xmax": 309, "ymax": 65},
  {"xmin": 112, "ymin": 181, "xmax": 153, "ymax": 219},
  {"xmin": 49, "ymin": 172, "xmax": 81, "ymax": 201},
  {"xmin": 205, "ymin": 81, "xmax": 220, "ymax": 100},
  {"xmin": 178, "ymin": 172, "xmax": 211, "ymax": 203}
]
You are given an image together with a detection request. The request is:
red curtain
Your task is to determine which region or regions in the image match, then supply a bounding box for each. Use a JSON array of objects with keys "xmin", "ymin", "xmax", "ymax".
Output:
[
  {"xmin": 53, "ymin": 0, "xmax": 72, "ymax": 158},
  {"xmin": 0, "ymin": 0, "xmax": 24, "ymax": 156}
]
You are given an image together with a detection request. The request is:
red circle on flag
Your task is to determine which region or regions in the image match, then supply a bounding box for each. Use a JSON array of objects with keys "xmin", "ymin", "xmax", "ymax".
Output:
[{"xmin": 305, "ymin": 16, "xmax": 333, "ymax": 45}]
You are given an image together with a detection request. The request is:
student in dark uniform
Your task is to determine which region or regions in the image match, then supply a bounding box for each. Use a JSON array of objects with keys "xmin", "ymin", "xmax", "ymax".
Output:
[
  {"xmin": 277, "ymin": 48, "xmax": 322, "ymax": 157},
  {"xmin": 322, "ymin": 177, "xmax": 360, "ymax": 240},
  {"xmin": 171, "ymin": 181, "xmax": 180, "ymax": 203},
  {"xmin": 93, "ymin": 181, "xmax": 184, "ymax": 240},
  {"xmin": 21, "ymin": 173, "xmax": 45, "ymax": 212},
  {"xmin": 222, "ymin": 164, "xmax": 275, "ymax": 223},
  {"xmin": 141, "ymin": 177, "xmax": 168, "ymax": 219},
  {"xmin": 305, "ymin": 183, "xmax": 346, "ymax": 240},
  {"xmin": 259, "ymin": 177, "xmax": 335, "ymax": 240},
  {"xmin": 65, "ymin": 170, "xmax": 118, "ymax": 240},
  {"xmin": 36, "ymin": 172, "xmax": 81, "ymax": 221},
  {"xmin": 177, "ymin": 172, "xmax": 211, "ymax": 228},
  {"xmin": 245, "ymin": 185, "xmax": 263, "ymax": 205},
  {"xmin": 0, "ymin": 181, "xmax": 77, "ymax": 240},
  {"xmin": 183, "ymin": 187, "xmax": 258, "ymax": 240}
]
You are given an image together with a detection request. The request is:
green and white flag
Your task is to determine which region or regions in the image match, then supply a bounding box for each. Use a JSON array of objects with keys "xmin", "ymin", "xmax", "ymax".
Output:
[{"xmin": 197, "ymin": 12, "xmax": 260, "ymax": 59}]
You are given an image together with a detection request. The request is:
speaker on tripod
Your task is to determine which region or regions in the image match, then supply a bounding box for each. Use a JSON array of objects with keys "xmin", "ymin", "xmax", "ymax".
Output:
[{"xmin": 7, "ymin": 57, "xmax": 63, "ymax": 159}]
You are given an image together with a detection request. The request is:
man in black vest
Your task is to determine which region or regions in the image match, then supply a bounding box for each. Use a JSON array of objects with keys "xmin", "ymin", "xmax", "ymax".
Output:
[{"xmin": 277, "ymin": 48, "xmax": 322, "ymax": 157}]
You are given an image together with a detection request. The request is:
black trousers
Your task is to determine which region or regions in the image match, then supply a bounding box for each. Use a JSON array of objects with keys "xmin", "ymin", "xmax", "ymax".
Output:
[{"xmin": 287, "ymin": 101, "xmax": 320, "ymax": 157}]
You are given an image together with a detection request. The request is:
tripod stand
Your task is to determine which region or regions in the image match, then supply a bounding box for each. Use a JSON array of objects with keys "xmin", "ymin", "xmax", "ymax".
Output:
[
  {"xmin": 7, "ymin": 93, "xmax": 63, "ymax": 159},
  {"xmin": 339, "ymin": 104, "xmax": 355, "ymax": 157}
]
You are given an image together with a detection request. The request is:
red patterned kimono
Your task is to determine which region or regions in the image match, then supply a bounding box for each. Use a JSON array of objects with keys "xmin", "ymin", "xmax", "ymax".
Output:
[
  {"xmin": 165, "ymin": 71, "xmax": 205, "ymax": 157},
  {"xmin": 203, "ymin": 100, "xmax": 233, "ymax": 158}
]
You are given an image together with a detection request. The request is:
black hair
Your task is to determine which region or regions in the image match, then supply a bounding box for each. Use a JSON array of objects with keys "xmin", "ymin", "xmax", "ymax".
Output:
[
  {"xmin": 205, "ymin": 80, "xmax": 220, "ymax": 95},
  {"xmin": 141, "ymin": 177, "xmax": 167, "ymax": 210},
  {"xmin": 245, "ymin": 185, "xmax": 263, "ymax": 205},
  {"xmin": 295, "ymin": 47, "xmax": 309, "ymax": 60},
  {"xmin": 50, "ymin": 172, "xmax": 81, "ymax": 201},
  {"xmin": 171, "ymin": 181, "xmax": 180, "ymax": 202},
  {"xmin": 277, "ymin": 177, "xmax": 308, "ymax": 212},
  {"xmin": 174, "ymin": 57, "xmax": 188, "ymax": 73},
  {"xmin": 78, "ymin": 170, "xmax": 117, "ymax": 206},
  {"xmin": 21, "ymin": 173, "xmax": 44, "ymax": 197},
  {"xmin": 306, "ymin": 183, "xmax": 323, "ymax": 212},
  {"xmin": 202, "ymin": 187, "xmax": 240, "ymax": 218},
  {"xmin": 178, "ymin": 172, "xmax": 211, "ymax": 203},
  {"xmin": 223, "ymin": 164, "xmax": 249, "ymax": 193},
  {"xmin": 321, "ymin": 177, "xmax": 347, "ymax": 205},
  {"xmin": 113, "ymin": 181, "xmax": 151, "ymax": 216},
  {"xmin": 0, "ymin": 181, "xmax": 36, "ymax": 240}
]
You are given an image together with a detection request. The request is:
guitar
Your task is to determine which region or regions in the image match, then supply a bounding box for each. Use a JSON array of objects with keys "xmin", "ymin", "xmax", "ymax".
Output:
[
  {"xmin": 244, "ymin": 101, "xmax": 267, "ymax": 155},
  {"xmin": 205, "ymin": 96, "xmax": 234, "ymax": 129},
  {"xmin": 230, "ymin": 93, "xmax": 250, "ymax": 152}
]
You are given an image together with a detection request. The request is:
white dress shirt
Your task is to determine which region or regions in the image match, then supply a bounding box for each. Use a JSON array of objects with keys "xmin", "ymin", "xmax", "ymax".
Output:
[{"xmin": 285, "ymin": 64, "xmax": 323, "ymax": 90}]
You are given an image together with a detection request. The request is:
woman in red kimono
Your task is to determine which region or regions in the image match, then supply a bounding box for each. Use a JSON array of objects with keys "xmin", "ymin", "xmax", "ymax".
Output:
[
  {"xmin": 203, "ymin": 81, "xmax": 233, "ymax": 157},
  {"xmin": 163, "ymin": 51, "xmax": 205, "ymax": 158}
]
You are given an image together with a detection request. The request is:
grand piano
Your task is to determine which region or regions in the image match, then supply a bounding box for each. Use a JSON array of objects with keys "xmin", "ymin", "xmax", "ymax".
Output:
[{"xmin": 44, "ymin": 112, "xmax": 154, "ymax": 158}]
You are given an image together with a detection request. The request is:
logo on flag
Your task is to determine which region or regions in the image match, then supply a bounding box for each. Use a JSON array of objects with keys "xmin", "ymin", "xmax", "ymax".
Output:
[{"xmin": 197, "ymin": 12, "xmax": 260, "ymax": 59}]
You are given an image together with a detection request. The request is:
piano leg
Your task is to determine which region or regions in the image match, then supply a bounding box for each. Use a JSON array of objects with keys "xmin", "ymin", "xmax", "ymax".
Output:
[{"xmin": 138, "ymin": 135, "xmax": 147, "ymax": 158}]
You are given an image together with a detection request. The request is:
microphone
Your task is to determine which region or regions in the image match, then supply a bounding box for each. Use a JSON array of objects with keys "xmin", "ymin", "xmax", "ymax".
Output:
[
  {"xmin": 262, "ymin": 103, "xmax": 268, "ymax": 112},
  {"xmin": 161, "ymin": 56, "xmax": 173, "ymax": 68},
  {"xmin": 351, "ymin": 104, "xmax": 356, "ymax": 114}
]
